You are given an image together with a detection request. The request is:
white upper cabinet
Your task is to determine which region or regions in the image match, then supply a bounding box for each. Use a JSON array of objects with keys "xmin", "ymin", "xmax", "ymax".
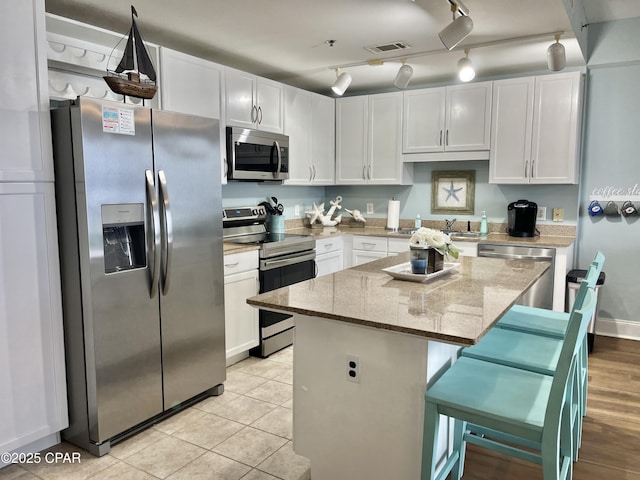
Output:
[
  {"xmin": 225, "ymin": 68, "xmax": 284, "ymax": 133},
  {"xmin": 159, "ymin": 48, "xmax": 227, "ymax": 183},
  {"xmin": 403, "ymin": 82, "xmax": 492, "ymax": 158},
  {"xmin": 310, "ymin": 93, "xmax": 336, "ymax": 184},
  {"xmin": 160, "ymin": 48, "xmax": 224, "ymax": 118},
  {"xmin": 489, "ymin": 71, "xmax": 582, "ymax": 184},
  {"xmin": 336, "ymin": 92, "xmax": 412, "ymax": 185},
  {"xmin": 1, "ymin": 0, "xmax": 53, "ymax": 182},
  {"xmin": 284, "ymin": 86, "xmax": 335, "ymax": 185},
  {"xmin": 402, "ymin": 88, "xmax": 446, "ymax": 153}
]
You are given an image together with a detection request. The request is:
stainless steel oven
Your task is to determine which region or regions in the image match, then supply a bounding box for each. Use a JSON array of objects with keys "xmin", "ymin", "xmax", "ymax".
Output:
[{"xmin": 223, "ymin": 206, "xmax": 316, "ymax": 357}]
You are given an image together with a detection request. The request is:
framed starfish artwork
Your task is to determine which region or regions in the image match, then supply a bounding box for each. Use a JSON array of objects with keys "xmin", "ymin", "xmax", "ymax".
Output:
[{"xmin": 431, "ymin": 170, "xmax": 475, "ymax": 215}]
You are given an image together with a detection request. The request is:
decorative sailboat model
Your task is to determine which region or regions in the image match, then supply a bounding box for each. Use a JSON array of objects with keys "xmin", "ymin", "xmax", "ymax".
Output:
[{"xmin": 103, "ymin": 5, "xmax": 157, "ymax": 100}]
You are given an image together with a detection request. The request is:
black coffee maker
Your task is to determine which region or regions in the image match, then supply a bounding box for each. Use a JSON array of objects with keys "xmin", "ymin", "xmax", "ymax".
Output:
[{"xmin": 508, "ymin": 200, "xmax": 538, "ymax": 237}]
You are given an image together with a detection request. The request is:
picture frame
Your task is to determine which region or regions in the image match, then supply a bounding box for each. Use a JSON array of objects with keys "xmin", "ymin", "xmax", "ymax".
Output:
[{"xmin": 431, "ymin": 170, "xmax": 475, "ymax": 215}]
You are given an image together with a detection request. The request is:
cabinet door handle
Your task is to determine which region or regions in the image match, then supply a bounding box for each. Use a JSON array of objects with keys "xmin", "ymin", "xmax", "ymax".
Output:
[
  {"xmin": 258, "ymin": 106, "xmax": 263, "ymax": 124},
  {"xmin": 531, "ymin": 159, "xmax": 535, "ymax": 178},
  {"xmin": 251, "ymin": 105, "xmax": 258, "ymax": 123},
  {"xmin": 368, "ymin": 164, "xmax": 372, "ymax": 180},
  {"xmin": 309, "ymin": 166, "xmax": 313, "ymax": 181},
  {"xmin": 224, "ymin": 261, "xmax": 240, "ymax": 268},
  {"xmin": 439, "ymin": 130, "xmax": 443, "ymax": 146},
  {"xmin": 363, "ymin": 165, "xmax": 367, "ymax": 180},
  {"xmin": 362, "ymin": 242, "xmax": 376, "ymax": 248},
  {"xmin": 312, "ymin": 165, "xmax": 317, "ymax": 180},
  {"xmin": 324, "ymin": 243, "xmax": 333, "ymax": 250},
  {"xmin": 445, "ymin": 129, "xmax": 449, "ymax": 146},
  {"xmin": 524, "ymin": 160, "xmax": 529, "ymax": 178}
]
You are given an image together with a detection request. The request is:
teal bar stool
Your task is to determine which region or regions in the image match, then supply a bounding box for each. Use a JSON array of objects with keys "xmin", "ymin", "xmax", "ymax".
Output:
[
  {"xmin": 421, "ymin": 288, "xmax": 597, "ymax": 480},
  {"xmin": 493, "ymin": 251, "xmax": 605, "ymax": 419},
  {"xmin": 460, "ymin": 271, "xmax": 598, "ymax": 460}
]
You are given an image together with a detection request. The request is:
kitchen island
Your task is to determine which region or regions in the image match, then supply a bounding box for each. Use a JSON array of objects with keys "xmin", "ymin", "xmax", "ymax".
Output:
[{"xmin": 247, "ymin": 253, "xmax": 550, "ymax": 480}]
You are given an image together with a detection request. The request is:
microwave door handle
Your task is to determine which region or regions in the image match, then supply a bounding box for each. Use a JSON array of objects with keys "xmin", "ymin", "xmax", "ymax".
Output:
[
  {"xmin": 273, "ymin": 140, "xmax": 282, "ymax": 179},
  {"xmin": 145, "ymin": 169, "xmax": 161, "ymax": 298},
  {"xmin": 158, "ymin": 170, "xmax": 173, "ymax": 295}
]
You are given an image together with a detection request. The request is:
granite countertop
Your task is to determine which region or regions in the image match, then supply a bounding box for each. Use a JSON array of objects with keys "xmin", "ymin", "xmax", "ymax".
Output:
[
  {"xmin": 247, "ymin": 252, "xmax": 550, "ymax": 345},
  {"xmin": 285, "ymin": 225, "xmax": 575, "ymax": 248}
]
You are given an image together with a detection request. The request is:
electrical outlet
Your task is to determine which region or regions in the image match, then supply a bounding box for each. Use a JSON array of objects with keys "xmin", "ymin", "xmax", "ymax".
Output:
[
  {"xmin": 553, "ymin": 208, "xmax": 564, "ymax": 222},
  {"xmin": 366, "ymin": 203, "xmax": 374, "ymax": 215},
  {"xmin": 346, "ymin": 355, "xmax": 360, "ymax": 383},
  {"xmin": 537, "ymin": 207, "xmax": 547, "ymax": 220},
  {"xmin": 294, "ymin": 204, "xmax": 300, "ymax": 217}
]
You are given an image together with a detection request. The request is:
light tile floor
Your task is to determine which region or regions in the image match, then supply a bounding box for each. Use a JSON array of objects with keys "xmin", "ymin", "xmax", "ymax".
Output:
[{"xmin": 0, "ymin": 347, "xmax": 310, "ymax": 480}]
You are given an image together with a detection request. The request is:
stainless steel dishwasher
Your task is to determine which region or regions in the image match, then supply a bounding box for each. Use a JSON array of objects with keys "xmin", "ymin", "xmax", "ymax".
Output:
[{"xmin": 477, "ymin": 244, "xmax": 556, "ymax": 310}]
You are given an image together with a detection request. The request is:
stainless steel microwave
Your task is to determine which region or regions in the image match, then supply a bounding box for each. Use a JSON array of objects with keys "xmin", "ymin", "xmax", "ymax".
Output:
[{"xmin": 226, "ymin": 127, "xmax": 289, "ymax": 181}]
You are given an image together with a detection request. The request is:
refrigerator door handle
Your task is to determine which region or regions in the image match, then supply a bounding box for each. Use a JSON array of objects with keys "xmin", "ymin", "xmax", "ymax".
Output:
[
  {"xmin": 145, "ymin": 169, "xmax": 161, "ymax": 298},
  {"xmin": 158, "ymin": 170, "xmax": 173, "ymax": 296}
]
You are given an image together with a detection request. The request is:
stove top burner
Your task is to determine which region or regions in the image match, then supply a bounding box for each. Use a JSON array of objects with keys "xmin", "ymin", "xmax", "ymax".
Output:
[{"xmin": 228, "ymin": 232, "xmax": 311, "ymax": 245}]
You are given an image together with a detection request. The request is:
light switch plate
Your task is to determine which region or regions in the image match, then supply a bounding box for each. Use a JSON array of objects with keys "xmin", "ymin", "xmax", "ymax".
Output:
[
  {"xmin": 366, "ymin": 203, "xmax": 374, "ymax": 215},
  {"xmin": 553, "ymin": 208, "xmax": 564, "ymax": 222},
  {"xmin": 537, "ymin": 207, "xmax": 546, "ymax": 220}
]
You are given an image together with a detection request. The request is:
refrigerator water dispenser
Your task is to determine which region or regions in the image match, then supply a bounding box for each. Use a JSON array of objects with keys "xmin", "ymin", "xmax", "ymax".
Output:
[{"xmin": 102, "ymin": 204, "xmax": 146, "ymax": 273}]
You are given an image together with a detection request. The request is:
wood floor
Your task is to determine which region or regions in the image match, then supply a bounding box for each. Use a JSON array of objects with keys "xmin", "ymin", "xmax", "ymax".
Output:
[{"xmin": 456, "ymin": 336, "xmax": 640, "ymax": 480}]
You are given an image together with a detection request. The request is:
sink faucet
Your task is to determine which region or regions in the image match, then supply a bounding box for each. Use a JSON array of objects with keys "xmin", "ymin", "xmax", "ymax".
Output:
[{"xmin": 444, "ymin": 218, "xmax": 457, "ymax": 231}]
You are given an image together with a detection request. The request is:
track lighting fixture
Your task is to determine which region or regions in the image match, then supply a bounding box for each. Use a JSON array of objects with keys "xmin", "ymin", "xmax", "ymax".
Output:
[
  {"xmin": 458, "ymin": 49, "xmax": 475, "ymax": 82},
  {"xmin": 547, "ymin": 34, "xmax": 566, "ymax": 72},
  {"xmin": 331, "ymin": 68, "xmax": 352, "ymax": 96},
  {"xmin": 393, "ymin": 59, "xmax": 414, "ymax": 89},
  {"xmin": 439, "ymin": 1, "xmax": 473, "ymax": 51}
]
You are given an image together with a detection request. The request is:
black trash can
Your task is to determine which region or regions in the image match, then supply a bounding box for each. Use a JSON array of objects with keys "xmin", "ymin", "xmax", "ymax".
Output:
[{"xmin": 566, "ymin": 269, "xmax": 606, "ymax": 353}]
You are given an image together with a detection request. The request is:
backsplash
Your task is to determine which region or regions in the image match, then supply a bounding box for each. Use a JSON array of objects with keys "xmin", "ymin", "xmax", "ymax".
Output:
[{"xmin": 223, "ymin": 162, "xmax": 580, "ymax": 229}]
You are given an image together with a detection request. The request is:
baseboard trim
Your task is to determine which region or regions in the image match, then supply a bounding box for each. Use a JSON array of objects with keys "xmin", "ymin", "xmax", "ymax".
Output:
[{"xmin": 596, "ymin": 317, "xmax": 640, "ymax": 341}]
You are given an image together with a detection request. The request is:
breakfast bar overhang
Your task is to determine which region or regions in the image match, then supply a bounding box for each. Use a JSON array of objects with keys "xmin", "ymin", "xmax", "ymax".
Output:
[{"xmin": 248, "ymin": 253, "xmax": 550, "ymax": 480}]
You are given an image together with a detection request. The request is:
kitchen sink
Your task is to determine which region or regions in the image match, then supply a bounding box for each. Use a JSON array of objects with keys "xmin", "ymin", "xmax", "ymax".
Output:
[
  {"xmin": 389, "ymin": 229, "xmax": 484, "ymax": 239},
  {"xmin": 449, "ymin": 231, "xmax": 484, "ymax": 239}
]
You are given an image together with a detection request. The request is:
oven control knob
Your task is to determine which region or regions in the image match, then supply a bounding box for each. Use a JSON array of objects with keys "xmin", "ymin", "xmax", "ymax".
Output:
[{"xmin": 257, "ymin": 207, "xmax": 265, "ymax": 216}]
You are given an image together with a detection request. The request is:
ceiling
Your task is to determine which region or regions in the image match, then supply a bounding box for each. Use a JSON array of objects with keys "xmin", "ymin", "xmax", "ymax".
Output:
[{"xmin": 45, "ymin": 0, "xmax": 640, "ymax": 96}]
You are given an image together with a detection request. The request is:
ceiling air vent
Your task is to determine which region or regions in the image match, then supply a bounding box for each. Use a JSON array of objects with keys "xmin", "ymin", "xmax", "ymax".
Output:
[{"xmin": 364, "ymin": 41, "xmax": 412, "ymax": 54}]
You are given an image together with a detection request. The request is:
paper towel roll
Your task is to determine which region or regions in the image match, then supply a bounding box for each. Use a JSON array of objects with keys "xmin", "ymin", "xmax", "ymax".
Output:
[{"xmin": 386, "ymin": 199, "xmax": 400, "ymax": 230}]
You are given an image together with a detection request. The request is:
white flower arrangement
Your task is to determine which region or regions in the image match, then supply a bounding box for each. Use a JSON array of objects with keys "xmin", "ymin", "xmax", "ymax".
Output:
[{"xmin": 409, "ymin": 227, "xmax": 460, "ymax": 259}]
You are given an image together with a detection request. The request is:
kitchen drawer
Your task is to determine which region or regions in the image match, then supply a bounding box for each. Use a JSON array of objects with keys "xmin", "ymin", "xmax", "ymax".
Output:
[
  {"xmin": 316, "ymin": 235, "xmax": 344, "ymax": 254},
  {"xmin": 224, "ymin": 250, "xmax": 259, "ymax": 275},
  {"xmin": 352, "ymin": 235, "xmax": 387, "ymax": 252}
]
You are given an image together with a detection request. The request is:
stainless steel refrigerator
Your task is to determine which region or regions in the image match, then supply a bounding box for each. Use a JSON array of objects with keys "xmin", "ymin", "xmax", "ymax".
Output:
[{"xmin": 51, "ymin": 97, "xmax": 225, "ymax": 456}]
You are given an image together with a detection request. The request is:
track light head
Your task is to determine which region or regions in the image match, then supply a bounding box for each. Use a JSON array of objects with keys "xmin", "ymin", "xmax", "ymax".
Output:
[
  {"xmin": 547, "ymin": 34, "xmax": 566, "ymax": 72},
  {"xmin": 393, "ymin": 60, "xmax": 413, "ymax": 89},
  {"xmin": 439, "ymin": 2, "xmax": 473, "ymax": 50},
  {"xmin": 331, "ymin": 68, "xmax": 352, "ymax": 96},
  {"xmin": 458, "ymin": 49, "xmax": 475, "ymax": 82}
]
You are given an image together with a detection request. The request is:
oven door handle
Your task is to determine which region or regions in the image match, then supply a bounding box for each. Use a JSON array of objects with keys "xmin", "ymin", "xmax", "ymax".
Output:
[{"xmin": 260, "ymin": 251, "xmax": 316, "ymax": 271}]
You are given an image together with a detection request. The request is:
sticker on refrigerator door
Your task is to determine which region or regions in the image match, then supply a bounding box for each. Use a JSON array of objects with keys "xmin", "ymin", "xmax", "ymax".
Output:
[{"xmin": 102, "ymin": 106, "xmax": 135, "ymax": 135}]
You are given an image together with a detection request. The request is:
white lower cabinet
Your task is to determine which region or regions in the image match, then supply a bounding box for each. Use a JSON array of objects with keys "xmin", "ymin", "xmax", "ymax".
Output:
[
  {"xmin": 0, "ymin": 183, "xmax": 68, "ymax": 454},
  {"xmin": 223, "ymin": 250, "xmax": 259, "ymax": 360},
  {"xmin": 351, "ymin": 235, "xmax": 388, "ymax": 266},
  {"xmin": 315, "ymin": 236, "xmax": 344, "ymax": 277},
  {"xmin": 387, "ymin": 237, "xmax": 409, "ymax": 256}
]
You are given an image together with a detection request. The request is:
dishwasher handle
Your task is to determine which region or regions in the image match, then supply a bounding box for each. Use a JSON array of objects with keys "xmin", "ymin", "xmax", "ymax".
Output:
[{"xmin": 479, "ymin": 251, "xmax": 552, "ymax": 261}]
